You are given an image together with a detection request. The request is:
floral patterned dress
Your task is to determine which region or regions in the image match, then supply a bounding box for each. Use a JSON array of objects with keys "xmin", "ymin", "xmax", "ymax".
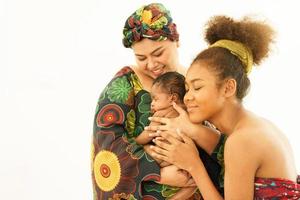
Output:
[
  {"xmin": 91, "ymin": 66, "xmax": 224, "ymax": 200},
  {"xmin": 254, "ymin": 175, "xmax": 300, "ymax": 199}
]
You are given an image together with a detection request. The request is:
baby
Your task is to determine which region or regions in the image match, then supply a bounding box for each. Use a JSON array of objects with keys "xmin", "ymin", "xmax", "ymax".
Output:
[
  {"xmin": 136, "ymin": 72, "xmax": 197, "ymax": 199},
  {"xmin": 136, "ymin": 71, "xmax": 186, "ymax": 145}
]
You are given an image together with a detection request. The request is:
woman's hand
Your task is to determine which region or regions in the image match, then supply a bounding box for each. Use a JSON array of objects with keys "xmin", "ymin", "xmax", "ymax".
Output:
[
  {"xmin": 150, "ymin": 129, "xmax": 202, "ymax": 173},
  {"xmin": 144, "ymin": 144, "xmax": 165, "ymax": 164}
]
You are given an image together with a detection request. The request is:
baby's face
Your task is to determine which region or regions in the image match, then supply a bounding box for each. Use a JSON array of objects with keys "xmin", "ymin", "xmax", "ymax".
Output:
[{"xmin": 150, "ymin": 85, "xmax": 173, "ymax": 112}]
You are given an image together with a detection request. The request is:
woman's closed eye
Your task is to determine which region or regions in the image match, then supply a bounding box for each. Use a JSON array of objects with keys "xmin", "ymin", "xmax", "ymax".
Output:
[
  {"xmin": 137, "ymin": 56, "xmax": 146, "ymax": 61},
  {"xmin": 153, "ymin": 51, "xmax": 163, "ymax": 57}
]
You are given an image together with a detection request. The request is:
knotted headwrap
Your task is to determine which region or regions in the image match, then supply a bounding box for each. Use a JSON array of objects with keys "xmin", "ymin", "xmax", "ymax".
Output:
[
  {"xmin": 210, "ymin": 39, "xmax": 253, "ymax": 74},
  {"xmin": 122, "ymin": 3, "xmax": 179, "ymax": 48}
]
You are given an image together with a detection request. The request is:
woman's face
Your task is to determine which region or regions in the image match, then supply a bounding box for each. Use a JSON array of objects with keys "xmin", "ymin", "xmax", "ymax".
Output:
[
  {"xmin": 150, "ymin": 85, "xmax": 173, "ymax": 113},
  {"xmin": 184, "ymin": 61, "xmax": 225, "ymax": 123},
  {"xmin": 132, "ymin": 39, "xmax": 180, "ymax": 79}
]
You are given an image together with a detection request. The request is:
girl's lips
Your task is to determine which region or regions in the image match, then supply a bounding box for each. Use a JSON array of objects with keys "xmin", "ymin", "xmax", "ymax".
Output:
[{"xmin": 186, "ymin": 106, "xmax": 198, "ymax": 112}]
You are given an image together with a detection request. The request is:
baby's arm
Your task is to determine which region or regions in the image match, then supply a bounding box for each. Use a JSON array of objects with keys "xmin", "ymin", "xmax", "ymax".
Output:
[
  {"xmin": 135, "ymin": 119, "xmax": 160, "ymax": 145},
  {"xmin": 135, "ymin": 109, "xmax": 170, "ymax": 145},
  {"xmin": 157, "ymin": 165, "xmax": 190, "ymax": 187},
  {"xmin": 159, "ymin": 164, "xmax": 198, "ymax": 200}
]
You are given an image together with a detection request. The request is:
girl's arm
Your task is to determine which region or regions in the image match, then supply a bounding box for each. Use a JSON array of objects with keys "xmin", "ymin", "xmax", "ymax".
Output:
[
  {"xmin": 151, "ymin": 130, "xmax": 260, "ymax": 200},
  {"xmin": 151, "ymin": 131, "xmax": 224, "ymax": 200},
  {"xmin": 222, "ymin": 131, "xmax": 260, "ymax": 200}
]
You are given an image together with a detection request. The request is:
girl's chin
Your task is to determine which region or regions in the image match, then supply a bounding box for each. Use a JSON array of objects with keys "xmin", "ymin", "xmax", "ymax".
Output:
[{"xmin": 188, "ymin": 114, "xmax": 204, "ymax": 124}]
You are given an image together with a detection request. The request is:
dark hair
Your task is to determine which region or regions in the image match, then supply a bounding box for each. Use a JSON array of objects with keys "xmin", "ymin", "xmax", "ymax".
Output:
[
  {"xmin": 153, "ymin": 72, "xmax": 186, "ymax": 103},
  {"xmin": 193, "ymin": 16, "xmax": 274, "ymax": 100}
]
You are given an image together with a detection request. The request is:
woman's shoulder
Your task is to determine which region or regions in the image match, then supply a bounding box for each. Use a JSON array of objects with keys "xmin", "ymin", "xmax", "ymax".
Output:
[{"xmin": 113, "ymin": 66, "xmax": 135, "ymax": 77}]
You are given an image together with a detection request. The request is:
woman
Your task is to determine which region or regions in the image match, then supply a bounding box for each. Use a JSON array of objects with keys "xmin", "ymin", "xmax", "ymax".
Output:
[
  {"xmin": 150, "ymin": 16, "xmax": 300, "ymax": 199},
  {"xmin": 91, "ymin": 3, "xmax": 223, "ymax": 199}
]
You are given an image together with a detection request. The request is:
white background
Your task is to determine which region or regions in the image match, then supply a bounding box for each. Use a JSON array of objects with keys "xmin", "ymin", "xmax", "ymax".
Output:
[{"xmin": 1, "ymin": 0, "xmax": 299, "ymax": 199}]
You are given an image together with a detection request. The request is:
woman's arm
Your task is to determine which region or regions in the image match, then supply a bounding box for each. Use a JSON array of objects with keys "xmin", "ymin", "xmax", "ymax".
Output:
[
  {"xmin": 169, "ymin": 187, "xmax": 198, "ymax": 200},
  {"xmin": 135, "ymin": 121, "xmax": 157, "ymax": 144}
]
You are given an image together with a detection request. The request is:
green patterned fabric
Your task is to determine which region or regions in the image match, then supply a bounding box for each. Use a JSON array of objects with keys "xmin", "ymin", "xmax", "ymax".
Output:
[
  {"xmin": 92, "ymin": 66, "xmax": 167, "ymax": 199},
  {"xmin": 122, "ymin": 3, "xmax": 179, "ymax": 48},
  {"xmin": 92, "ymin": 66, "xmax": 226, "ymax": 199}
]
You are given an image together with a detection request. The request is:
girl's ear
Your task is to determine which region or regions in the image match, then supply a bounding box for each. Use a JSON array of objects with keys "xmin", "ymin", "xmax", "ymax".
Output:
[{"xmin": 223, "ymin": 78, "xmax": 237, "ymax": 98}]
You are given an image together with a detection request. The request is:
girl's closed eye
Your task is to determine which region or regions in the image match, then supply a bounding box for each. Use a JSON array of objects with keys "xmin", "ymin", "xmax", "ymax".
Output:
[{"xmin": 194, "ymin": 86, "xmax": 203, "ymax": 91}]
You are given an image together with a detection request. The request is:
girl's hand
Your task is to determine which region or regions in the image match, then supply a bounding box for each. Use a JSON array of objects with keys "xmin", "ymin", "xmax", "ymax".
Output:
[
  {"xmin": 147, "ymin": 103, "xmax": 221, "ymax": 154},
  {"xmin": 146, "ymin": 102, "xmax": 193, "ymax": 135},
  {"xmin": 150, "ymin": 129, "xmax": 202, "ymax": 172}
]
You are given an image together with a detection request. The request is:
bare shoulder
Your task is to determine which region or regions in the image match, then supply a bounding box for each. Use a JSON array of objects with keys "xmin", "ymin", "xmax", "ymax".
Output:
[
  {"xmin": 225, "ymin": 128, "xmax": 258, "ymax": 150},
  {"xmin": 224, "ymin": 128, "xmax": 264, "ymax": 167}
]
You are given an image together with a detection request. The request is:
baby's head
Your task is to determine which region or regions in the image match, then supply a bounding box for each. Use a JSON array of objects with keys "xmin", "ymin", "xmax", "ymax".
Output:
[{"xmin": 150, "ymin": 72, "xmax": 185, "ymax": 112}]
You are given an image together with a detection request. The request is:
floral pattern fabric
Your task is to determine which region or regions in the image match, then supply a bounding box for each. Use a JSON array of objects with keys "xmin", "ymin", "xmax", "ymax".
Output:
[
  {"xmin": 122, "ymin": 3, "xmax": 179, "ymax": 48},
  {"xmin": 92, "ymin": 66, "xmax": 225, "ymax": 199},
  {"xmin": 92, "ymin": 66, "xmax": 163, "ymax": 199}
]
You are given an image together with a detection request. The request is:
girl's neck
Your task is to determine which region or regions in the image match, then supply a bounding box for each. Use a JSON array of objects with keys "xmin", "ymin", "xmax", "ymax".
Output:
[{"xmin": 209, "ymin": 101, "xmax": 247, "ymax": 135}]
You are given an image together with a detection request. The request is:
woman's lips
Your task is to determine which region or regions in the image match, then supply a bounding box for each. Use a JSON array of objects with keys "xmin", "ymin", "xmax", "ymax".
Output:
[{"xmin": 151, "ymin": 68, "xmax": 164, "ymax": 76}]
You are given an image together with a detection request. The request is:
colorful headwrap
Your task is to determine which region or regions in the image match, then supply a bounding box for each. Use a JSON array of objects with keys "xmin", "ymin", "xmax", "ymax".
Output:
[
  {"xmin": 122, "ymin": 3, "xmax": 179, "ymax": 48},
  {"xmin": 210, "ymin": 39, "xmax": 253, "ymax": 74}
]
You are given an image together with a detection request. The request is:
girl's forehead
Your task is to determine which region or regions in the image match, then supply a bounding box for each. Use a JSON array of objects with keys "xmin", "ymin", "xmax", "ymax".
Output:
[{"xmin": 186, "ymin": 63, "xmax": 214, "ymax": 83}]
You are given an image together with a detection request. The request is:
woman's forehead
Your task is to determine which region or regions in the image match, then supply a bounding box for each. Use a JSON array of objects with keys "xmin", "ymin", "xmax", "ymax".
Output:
[{"xmin": 132, "ymin": 39, "xmax": 175, "ymax": 54}]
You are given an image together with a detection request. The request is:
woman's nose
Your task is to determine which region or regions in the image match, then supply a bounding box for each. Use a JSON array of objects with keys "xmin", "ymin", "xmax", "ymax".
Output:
[{"xmin": 147, "ymin": 57, "xmax": 157, "ymax": 70}]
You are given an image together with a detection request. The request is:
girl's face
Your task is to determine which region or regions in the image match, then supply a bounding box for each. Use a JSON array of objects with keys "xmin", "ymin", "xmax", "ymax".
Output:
[
  {"xmin": 184, "ymin": 61, "xmax": 225, "ymax": 123},
  {"xmin": 132, "ymin": 39, "xmax": 180, "ymax": 79},
  {"xmin": 150, "ymin": 85, "xmax": 173, "ymax": 113}
]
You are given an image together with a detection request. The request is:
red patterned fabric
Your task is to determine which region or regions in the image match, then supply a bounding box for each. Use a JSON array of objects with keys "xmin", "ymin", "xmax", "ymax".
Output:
[{"xmin": 254, "ymin": 175, "xmax": 300, "ymax": 199}]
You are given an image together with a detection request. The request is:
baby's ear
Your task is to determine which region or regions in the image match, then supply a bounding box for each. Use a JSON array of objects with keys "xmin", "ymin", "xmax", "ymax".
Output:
[{"xmin": 171, "ymin": 93, "xmax": 179, "ymax": 102}]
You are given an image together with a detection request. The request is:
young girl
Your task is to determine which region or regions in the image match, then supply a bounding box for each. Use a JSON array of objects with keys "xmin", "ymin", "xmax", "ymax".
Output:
[{"xmin": 150, "ymin": 15, "xmax": 300, "ymax": 199}]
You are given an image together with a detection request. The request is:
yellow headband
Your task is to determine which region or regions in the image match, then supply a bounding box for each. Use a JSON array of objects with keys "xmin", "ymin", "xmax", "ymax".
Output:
[{"xmin": 210, "ymin": 39, "xmax": 253, "ymax": 74}]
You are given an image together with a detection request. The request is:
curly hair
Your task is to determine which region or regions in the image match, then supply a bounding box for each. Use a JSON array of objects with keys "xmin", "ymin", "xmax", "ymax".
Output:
[
  {"xmin": 193, "ymin": 16, "xmax": 275, "ymax": 100},
  {"xmin": 153, "ymin": 71, "xmax": 186, "ymax": 103}
]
